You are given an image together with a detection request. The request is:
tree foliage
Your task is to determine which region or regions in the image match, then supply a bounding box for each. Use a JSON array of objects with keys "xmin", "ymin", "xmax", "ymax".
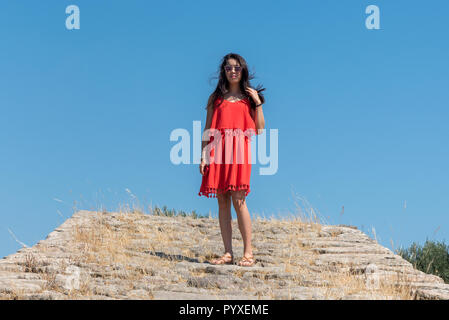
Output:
[{"xmin": 397, "ymin": 239, "xmax": 449, "ymax": 284}]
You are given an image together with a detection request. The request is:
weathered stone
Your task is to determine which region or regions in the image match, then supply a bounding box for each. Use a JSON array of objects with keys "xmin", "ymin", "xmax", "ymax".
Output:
[
  {"xmin": 187, "ymin": 276, "xmax": 217, "ymax": 289},
  {"xmin": 22, "ymin": 290, "xmax": 67, "ymax": 300},
  {"xmin": 0, "ymin": 209, "xmax": 448, "ymax": 300}
]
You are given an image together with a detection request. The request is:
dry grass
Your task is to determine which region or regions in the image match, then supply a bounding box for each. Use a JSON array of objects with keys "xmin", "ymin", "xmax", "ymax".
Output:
[
  {"xmin": 249, "ymin": 196, "xmax": 418, "ymax": 300},
  {"xmin": 253, "ymin": 217, "xmax": 418, "ymax": 299},
  {"xmin": 4, "ymin": 194, "xmax": 422, "ymax": 300},
  {"xmin": 66, "ymin": 206, "xmax": 196, "ymax": 298},
  {"xmin": 0, "ymin": 288, "xmax": 28, "ymax": 300}
]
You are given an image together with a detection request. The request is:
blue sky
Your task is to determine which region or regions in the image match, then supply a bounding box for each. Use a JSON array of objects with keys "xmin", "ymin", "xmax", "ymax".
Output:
[{"xmin": 1, "ymin": 0, "xmax": 448, "ymax": 259}]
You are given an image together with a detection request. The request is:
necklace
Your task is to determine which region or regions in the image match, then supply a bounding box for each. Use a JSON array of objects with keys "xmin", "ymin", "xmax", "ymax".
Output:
[{"xmin": 224, "ymin": 92, "xmax": 245, "ymax": 102}]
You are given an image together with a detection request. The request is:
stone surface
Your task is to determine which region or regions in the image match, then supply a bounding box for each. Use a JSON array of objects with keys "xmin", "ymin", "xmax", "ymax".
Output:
[{"xmin": 0, "ymin": 209, "xmax": 448, "ymax": 300}]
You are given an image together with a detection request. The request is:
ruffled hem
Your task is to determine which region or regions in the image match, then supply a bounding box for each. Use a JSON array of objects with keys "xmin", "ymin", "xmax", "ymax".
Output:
[
  {"xmin": 204, "ymin": 127, "xmax": 256, "ymax": 139},
  {"xmin": 198, "ymin": 184, "xmax": 250, "ymax": 198}
]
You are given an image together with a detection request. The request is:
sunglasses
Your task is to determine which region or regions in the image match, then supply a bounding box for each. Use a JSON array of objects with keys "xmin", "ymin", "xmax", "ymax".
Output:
[{"xmin": 224, "ymin": 65, "xmax": 242, "ymax": 73}]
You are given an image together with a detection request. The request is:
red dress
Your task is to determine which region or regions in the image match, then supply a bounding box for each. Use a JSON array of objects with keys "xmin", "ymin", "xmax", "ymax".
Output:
[{"xmin": 198, "ymin": 96, "xmax": 256, "ymax": 198}]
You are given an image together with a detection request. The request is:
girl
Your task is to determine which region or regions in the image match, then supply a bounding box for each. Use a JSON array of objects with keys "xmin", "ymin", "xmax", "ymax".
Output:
[{"xmin": 198, "ymin": 53, "xmax": 266, "ymax": 267}]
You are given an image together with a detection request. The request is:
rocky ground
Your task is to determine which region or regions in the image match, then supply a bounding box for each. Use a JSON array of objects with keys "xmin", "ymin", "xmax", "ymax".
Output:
[{"xmin": 1, "ymin": 209, "xmax": 448, "ymax": 300}]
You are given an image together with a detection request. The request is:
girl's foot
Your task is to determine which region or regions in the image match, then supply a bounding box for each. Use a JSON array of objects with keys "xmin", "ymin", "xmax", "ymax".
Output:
[
  {"xmin": 209, "ymin": 252, "xmax": 233, "ymax": 265},
  {"xmin": 238, "ymin": 254, "xmax": 255, "ymax": 267}
]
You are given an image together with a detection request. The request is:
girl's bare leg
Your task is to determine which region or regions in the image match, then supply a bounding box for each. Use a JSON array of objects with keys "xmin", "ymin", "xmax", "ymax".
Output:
[
  {"xmin": 216, "ymin": 191, "xmax": 233, "ymax": 256},
  {"xmin": 231, "ymin": 190, "xmax": 253, "ymax": 257}
]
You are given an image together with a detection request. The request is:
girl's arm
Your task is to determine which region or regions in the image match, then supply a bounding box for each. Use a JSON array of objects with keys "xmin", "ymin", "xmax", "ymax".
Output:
[
  {"xmin": 246, "ymin": 87, "xmax": 265, "ymax": 135},
  {"xmin": 251, "ymin": 104, "xmax": 265, "ymax": 135},
  {"xmin": 201, "ymin": 96, "xmax": 214, "ymax": 160}
]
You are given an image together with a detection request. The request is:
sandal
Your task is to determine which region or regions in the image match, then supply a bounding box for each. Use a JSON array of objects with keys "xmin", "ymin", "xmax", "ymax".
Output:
[
  {"xmin": 238, "ymin": 254, "xmax": 256, "ymax": 267},
  {"xmin": 209, "ymin": 252, "xmax": 234, "ymax": 265}
]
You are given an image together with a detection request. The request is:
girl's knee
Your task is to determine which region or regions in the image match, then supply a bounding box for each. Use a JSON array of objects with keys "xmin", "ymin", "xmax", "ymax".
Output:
[
  {"xmin": 231, "ymin": 190, "xmax": 246, "ymax": 208},
  {"xmin": 217, "ymin": 192, "xmax": 231, "ymax": 207}
]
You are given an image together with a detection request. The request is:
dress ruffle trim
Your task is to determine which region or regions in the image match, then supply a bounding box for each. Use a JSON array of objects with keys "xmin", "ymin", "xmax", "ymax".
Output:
[
  {"xmin": 204, "ymin": 128, "xmax": 256, "ymax": 138},
  {"xmin": 198, "ymin": 184, "xmax": 250, "ymax": 198}
]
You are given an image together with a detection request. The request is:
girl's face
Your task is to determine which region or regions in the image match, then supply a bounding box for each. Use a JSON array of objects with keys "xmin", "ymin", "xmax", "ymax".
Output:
[{"xmin": 224, "ymin": 58, "xmax": 242, "ymax": 85}]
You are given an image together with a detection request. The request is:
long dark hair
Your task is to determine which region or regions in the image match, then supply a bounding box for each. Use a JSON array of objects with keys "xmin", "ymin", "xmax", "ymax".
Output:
[{"xmin": 205, "ymin": 53, "xmax": 266, "ymax": 110}]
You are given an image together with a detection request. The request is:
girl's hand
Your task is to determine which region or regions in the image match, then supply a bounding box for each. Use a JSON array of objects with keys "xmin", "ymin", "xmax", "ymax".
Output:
[
  {"xmin": 199, "ymin": 159, "xmax": 207, "ymax": 175},
  {"xmin": 245, "ymin": 87, "xmax": 261, "ymax": 105}
]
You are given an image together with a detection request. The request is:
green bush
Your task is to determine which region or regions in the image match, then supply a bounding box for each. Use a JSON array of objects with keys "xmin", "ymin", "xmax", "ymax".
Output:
[
  {"xmin": 152, "ymin": 206, "xmax": 163, "ymax": 216},
  {"xmin": 397, "ymin": 239, "xmax": 449, "ymax": 284},
  {"xmin": 150, "ymin": 205, "xmax": 207, "ymax": 219}
]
